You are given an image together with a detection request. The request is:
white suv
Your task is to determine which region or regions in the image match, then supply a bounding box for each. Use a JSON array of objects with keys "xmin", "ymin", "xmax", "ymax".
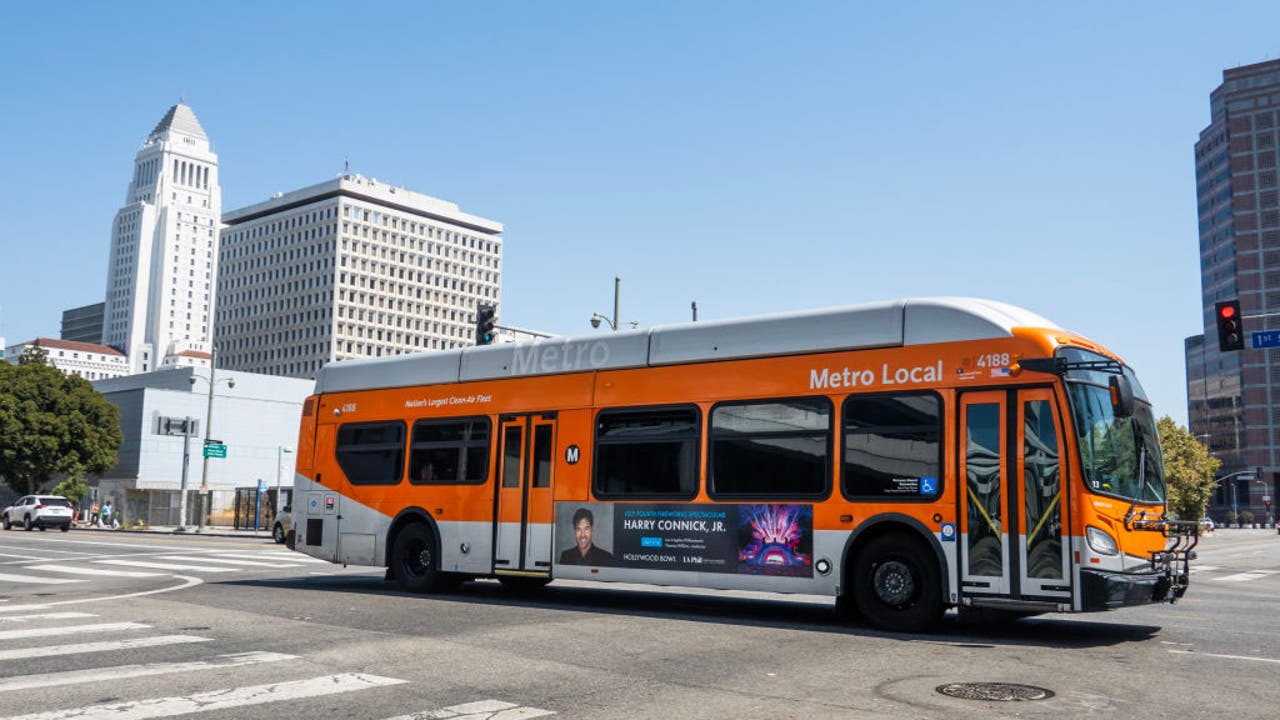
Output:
[{"xmin": 2, "ymin": 495, "xmax": 74, "ymax": 532}]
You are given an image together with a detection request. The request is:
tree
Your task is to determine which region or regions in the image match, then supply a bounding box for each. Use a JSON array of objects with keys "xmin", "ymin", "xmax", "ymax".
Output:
[
  {"xmin": 1157, "ymin": 416, "xmax": 1219, "ymax": 522},
  {"xmin": 0, "ymin": 360, "xmax": 123, "ymax": 496},
  {"xmin": 52, "ymin": 471, "xmax": 91, "ymax": 505}
]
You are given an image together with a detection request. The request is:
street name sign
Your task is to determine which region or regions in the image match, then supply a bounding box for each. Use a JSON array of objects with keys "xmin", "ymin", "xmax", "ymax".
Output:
[
  {"xmin": 1251, "ymin": 331, "xmax": 1280, "ymax": 349},
  {"xmin": 203, "ymin": 443, "xmax": 227, "ymax": 459}
]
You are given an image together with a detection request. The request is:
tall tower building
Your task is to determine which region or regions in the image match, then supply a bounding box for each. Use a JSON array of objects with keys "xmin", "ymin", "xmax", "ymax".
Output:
[
  {"xmin": 102, "ymin": 103, "xmax": 221, "ymax": 373},
  {"xmin": 1186, "ymin": 59, "xmax": 1280, "ymax": 521},
  {"xmin": 216, "ymin": 174, "xmax": 503, "ymax": 378}
]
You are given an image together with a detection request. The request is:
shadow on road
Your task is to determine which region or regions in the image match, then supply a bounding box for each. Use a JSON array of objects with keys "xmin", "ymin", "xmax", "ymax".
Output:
[{"xmin": 222, "ymin": 573, "xmax": 1160, "ymax": 649}]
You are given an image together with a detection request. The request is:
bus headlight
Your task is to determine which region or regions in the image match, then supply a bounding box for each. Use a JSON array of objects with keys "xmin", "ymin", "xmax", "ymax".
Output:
[{"xmin": 1086, "ymin": 526, "xmax": 1119, "ymax": 556}]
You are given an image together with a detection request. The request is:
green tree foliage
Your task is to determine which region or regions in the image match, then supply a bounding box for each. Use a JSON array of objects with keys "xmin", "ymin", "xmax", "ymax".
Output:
[
  {"xmin": 0, "ymin": 358, "xmax": 123, "ymax": 495},
  {"xmin": 1157, "ymin": 416, "xmax": 1219, "ymax": 522},
  {"xmin": 52, "ymin": 471, "xmax": 91, "ymax": 504}
]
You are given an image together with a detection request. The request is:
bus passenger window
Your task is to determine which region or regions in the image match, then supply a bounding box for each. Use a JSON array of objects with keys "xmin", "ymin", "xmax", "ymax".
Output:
[
  {"xmin": 709, "ymin": 398, "xmax": 832, "ymax": 498},
  {"xmin": 409, "ymin": 417, "xmax": 491, "ymax": 485},
  {"xmin": 594, "ymin": 407, "xmax": 699, "ymax": 498},
  {"xmin": 842, "ymin": 393, "xmax": 942, "ymax": 499},
  {"xmin": 335, "ymin": 421, "xmax": 406, "ymax": 486}
]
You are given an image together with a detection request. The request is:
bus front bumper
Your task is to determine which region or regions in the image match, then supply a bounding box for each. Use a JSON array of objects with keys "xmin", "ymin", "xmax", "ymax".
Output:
[{"xmin": 1080, "ymin": 568, "xmax": 1179, "ymax": 611}]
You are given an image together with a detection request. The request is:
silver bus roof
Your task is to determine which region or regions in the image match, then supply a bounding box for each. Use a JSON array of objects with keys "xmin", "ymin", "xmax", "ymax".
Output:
[{"xmin": 313, "ymin": 297, "xmax": 1058, "ymax": 394}]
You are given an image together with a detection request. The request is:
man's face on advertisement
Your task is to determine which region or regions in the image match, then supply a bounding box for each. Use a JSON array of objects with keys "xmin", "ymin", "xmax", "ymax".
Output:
[{"xmin": 574, "ymin": 517, "xmax": 593, "ymax": 553}]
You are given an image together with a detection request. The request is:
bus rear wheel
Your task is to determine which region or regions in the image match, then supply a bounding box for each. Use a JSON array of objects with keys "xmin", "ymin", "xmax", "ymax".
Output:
[
  {"xmin": 850, "ymin": 534, "xmax": 943, "ymax": 633},
  {"xmin": 390, "ymin": 523, "xmax": 454, "ymax": 593}
]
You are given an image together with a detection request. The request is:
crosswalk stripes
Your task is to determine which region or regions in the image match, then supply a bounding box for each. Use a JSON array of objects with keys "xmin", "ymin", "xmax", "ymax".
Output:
[
  {"xmin": 0, "ymin": 612, "xmax": 96, "ymax": 625},
  {"xmin": 0, "ymin": 573, "xmax": 82, "ymax": 585},
  {"xmin": 0, "ymin": 610, "xmax": 555, "ymax": 720},
  {"xmin": 24, "ymin": 565, "xmax": 163, "ymax": 578},
  {"xmin": 0, "ymin": 622, "xmax": 150, "ymax": 642},
  {"xmin": 153, "ymin": 555, "xmax": 302, "ymax": 569},
  {"xmin": 91, "ymin": 559, "xmax": 238, "ymax": 573},
  {"xmin": 0, "ymin": 673, "xmax": 408, "ymax": 720},
  {"xmin": 382, "ymin": 700, "xmax": 556, "ymax": 720},
  {"xmin": 0, "ymin": 651, "xmax": 295, "ymax": 693},
  {"xmin": 0, "ymin": 635, "xmax": 212, "ymax": 661}
]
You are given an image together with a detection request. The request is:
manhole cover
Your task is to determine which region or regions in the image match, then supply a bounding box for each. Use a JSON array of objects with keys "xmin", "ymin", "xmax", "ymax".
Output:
[{"xmin": 936, "ymin": 683, "xmax": 1054, "ymax": 702}]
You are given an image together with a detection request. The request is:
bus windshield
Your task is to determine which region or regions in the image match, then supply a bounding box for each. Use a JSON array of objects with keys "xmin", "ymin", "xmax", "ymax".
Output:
[{"xmin": 1061, "ymin": 349, "xmax": 1165, "ymax": 504}]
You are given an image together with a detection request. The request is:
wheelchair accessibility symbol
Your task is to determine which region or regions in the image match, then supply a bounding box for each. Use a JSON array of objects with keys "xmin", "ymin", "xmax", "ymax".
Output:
[{"xmin": 920, "ymin": 476, "xmax": 937, "ymax": 494}]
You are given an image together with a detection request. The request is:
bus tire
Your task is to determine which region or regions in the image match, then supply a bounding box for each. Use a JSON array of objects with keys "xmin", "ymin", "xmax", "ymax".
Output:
[
  {"xmin": 851, "ymin": 533, "xmax": 943, "ymax": 633},
  {"xmin": 390, "ymin": 522, "xmax": 458, "ymax": 593}
]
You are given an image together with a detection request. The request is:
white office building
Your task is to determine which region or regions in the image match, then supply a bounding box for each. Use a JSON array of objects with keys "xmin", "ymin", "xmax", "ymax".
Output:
[
  {"xmin": 3, "ymin": 338, "xmax": 130, "ymax": 380},
  {"xmin": 216, "ymin": 174, "xmax": 503, "ymax": 378},
  {"xmin": 101, "ymin": 103, "xmax": 221, "ymax": 374}
]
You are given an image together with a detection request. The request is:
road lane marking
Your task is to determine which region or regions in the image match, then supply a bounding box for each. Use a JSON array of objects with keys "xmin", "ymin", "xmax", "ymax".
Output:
[
  {"xmin": 211, "ymin": 552, "xmax": 326, "ymax": 563},
  {"xmin": 0, "ymin": 612, "xmax": 97, "ymax": 624},
  {"xmin": 0, "ymin": 635, "xmax": 212, "ymax": 661},
  {"xmin": 0, "ymin": 651, "xmax": 296, "ymax": 693},
  {"xmin": 382, "ymin": 700, "xmax": 556, "ymax": 719},
  {"xmin": 93, "ymin": 560, "xmax": 236, "ymax": 573},
  {"xmin": 0, "ymin": 545, "xmax": 95, "ymax": 557},
  {"xmin": 0, "ymin": 572, "xmax": 84, "ymax": 585},
  {"xmin": 1213, "ymin": 570, "xmax": 1275, "ymax": 582},
  {"xmin": 25, "ymin": 565, "xmax": 164, "ymax": 578},
  {"xmin": 0, "ymin": 622, "xmax": 150, "ymax": 641},
  {"xmin": 0, "ymin": 672, "xmax": 408, "ymax": 720},
  {"xmin": 154, "ymin": 555, "xmax": 301, "ymax": 568},
  {"xmin": 1169, "ymin": 649, "xmax": 1280, "ymax": 664},
  {"xmin": 0, "ymin": 539, "xmax": 196, "ymax": 551}
]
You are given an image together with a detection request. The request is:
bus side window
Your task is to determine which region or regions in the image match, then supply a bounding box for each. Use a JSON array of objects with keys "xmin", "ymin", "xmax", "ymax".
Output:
[
  {"xmin": 708, "ymin": 397, "xmax": 832, "ymax": 499},
  {"xmin": 409, "ymin": 416, "xmax": 491, "ymax": 485},
  {"xmin": 335, "ymin": 421, "xmax": 407, "ymax": 486},
  {"xmin": 842, "ymin": 392, "xmax": 942, "ymax": 500},
  {"xmin": 593, "ymin": 406, "xmax": 699, "ymax": 498}
]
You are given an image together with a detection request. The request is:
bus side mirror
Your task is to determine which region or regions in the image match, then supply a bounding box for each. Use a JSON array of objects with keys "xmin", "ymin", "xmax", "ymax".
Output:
[{"xmin": 1109, "ymin": 375, "xmax": 1135, "ymax": 418}]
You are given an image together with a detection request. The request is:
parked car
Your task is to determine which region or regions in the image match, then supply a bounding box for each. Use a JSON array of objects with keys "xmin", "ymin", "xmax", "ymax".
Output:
[
  {"xmin": 273, "ymin": 505, "xmax": 294, "ymax": 545},
  {"xmin": 1, "ymin": 495, "xmax": 74, "ymax": 531}
]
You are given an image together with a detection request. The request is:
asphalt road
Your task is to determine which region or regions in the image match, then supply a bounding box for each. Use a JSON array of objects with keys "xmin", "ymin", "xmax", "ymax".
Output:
[{"xmin": 0, "ymin": 528, "xmax": 1276, "ymax": 719}]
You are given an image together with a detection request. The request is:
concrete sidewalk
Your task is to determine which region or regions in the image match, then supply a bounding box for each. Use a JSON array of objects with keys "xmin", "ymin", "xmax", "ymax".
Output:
[{"xmin": 72, "ymin": 523, "xmax": 278, "ymax": 540}]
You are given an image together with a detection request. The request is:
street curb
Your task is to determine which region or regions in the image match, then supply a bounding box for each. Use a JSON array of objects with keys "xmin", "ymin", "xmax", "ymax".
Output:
[{"xmin": 72, "ymin": 526, "xmax": 276, "ymax": 540}]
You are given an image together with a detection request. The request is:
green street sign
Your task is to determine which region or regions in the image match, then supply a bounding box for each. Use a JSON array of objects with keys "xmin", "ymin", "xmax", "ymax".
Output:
[{"xmin": 203, "ymin": 443, "xmax": 227, "ymax": 459}]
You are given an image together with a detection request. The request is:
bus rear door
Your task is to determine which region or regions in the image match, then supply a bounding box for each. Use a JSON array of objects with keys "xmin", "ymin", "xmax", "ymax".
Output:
[
  {"xmin": 959, "ymin": 388, "xmax": 1072, "ymax": 606},
  {"xmin": 493, "ymin": 413, "xmax": 556, "ymax": 576}
]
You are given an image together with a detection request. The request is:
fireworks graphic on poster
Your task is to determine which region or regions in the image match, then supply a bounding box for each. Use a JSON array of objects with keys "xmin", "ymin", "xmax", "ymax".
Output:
[{"xmin": 737, "ymin": 504, "xmax": 812, "ymax": 576}]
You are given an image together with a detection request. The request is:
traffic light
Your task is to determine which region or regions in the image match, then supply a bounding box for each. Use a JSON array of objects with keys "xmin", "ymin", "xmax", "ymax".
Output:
[
  {"xmin": 1216, "ymin": 300, "xmax": 1244, "ymax": 352},
  {"xmin": 475, "ymin": 303, "xmax": 496, "ymax": 345}
]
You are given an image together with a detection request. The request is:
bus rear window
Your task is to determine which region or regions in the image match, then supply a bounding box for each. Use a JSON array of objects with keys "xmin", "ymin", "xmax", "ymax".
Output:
[
  {"xmin": 594, "ymin": 407, "xmax": 699, "ymax": 498},
  {"xmin": 842, "ymin": 393, "xmax": 942, "ymax": 500},
  {"xmin": 335, "ymin": 421, "xmax": 406, "ymax": 486},
  {"xmin": 409, "ymin": 417, "xmax": 491, "ymax": 485},
  {"xmin": 710, "ymin": 397, "xmax": 832, "ymax": 498}
]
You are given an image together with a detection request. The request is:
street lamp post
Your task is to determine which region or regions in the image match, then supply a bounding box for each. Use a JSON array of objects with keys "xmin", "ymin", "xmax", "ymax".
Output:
[
  {"xmin": 590, "ymin": 276, "xmax": 621, "ymax": 331},
  {"xmin": 276, "ymin": 446, "xmax": 294, "ymax": 514},
  {"xmin": 188, "ymin": 349, "xmax": 235, "ymax": 532},
  {"xmin": 1218, "ymin": 468, "xmax": 1256, "ymax": 527}
]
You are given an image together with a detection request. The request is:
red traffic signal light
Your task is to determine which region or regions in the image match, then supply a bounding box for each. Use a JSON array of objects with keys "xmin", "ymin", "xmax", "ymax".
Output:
[{"xmin": 1216, "ymin": 300, "xmax": 1244, "ymax": 352}]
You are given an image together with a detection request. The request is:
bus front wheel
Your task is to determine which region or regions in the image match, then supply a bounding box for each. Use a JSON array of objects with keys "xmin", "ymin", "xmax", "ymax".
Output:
[
  {"xmin": 391, "ymin": 523, "xmax": 452, "ymax": 593},
  {"xmin": 850, "ymin": 534, "xmax": 943, "ymax": 633}
]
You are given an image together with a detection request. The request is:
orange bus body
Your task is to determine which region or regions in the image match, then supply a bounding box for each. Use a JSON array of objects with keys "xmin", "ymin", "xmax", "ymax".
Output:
[{"xmin": 290, "ymin": 298, "xmax": 1189, "ymax": 631}]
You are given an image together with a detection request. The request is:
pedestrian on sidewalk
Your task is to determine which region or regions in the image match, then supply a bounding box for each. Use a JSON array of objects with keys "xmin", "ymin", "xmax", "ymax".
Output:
[{"xmin": 101, "ymin": 500, "xmax": 113, "ymax": 529}]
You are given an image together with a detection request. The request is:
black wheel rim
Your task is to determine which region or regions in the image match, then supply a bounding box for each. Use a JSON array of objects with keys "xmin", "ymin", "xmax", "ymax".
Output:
[
  {"xmin": 403, "ymin": 537, "xmax": 430, "ymax": 578},
  {"xmin": 873, "ymin": 558, "xmax": 918, "ymax": 607}
]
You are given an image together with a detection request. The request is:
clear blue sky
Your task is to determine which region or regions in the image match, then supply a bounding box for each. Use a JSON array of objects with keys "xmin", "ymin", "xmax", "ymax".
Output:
[{"xmin": 3, "ymin": 1, "xmax": 1279, "ymax": 426}]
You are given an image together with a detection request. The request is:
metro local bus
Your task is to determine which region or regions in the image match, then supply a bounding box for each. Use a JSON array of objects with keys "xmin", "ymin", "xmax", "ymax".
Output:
[{"xmin": 289, "ymin": 297, "xmax": 1195, "ymax": 632}]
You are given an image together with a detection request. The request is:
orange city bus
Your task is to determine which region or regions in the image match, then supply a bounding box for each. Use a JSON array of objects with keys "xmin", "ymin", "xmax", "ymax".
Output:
[{"xmin": 289, "ymin": 297, "xmax": 1196, "ymax": 632}]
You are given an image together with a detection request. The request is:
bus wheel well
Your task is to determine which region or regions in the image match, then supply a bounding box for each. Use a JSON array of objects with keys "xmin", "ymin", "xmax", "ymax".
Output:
[
  {"xmin": 385, "ymin": 508, "xmax": 439, "ymax": 568},
  {"xmin": 840, "ymin": 522, "xmax": 945, "ymax": 632},
  {"xmin": 840, "ymin": 518, "xmax": 949, "ymax": 605}
]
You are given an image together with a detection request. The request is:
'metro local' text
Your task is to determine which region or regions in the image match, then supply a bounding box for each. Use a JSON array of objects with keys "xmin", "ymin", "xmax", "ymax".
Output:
[{"xmin": 809, "ymin": 361, "xmax": 944, "ymax": 389}]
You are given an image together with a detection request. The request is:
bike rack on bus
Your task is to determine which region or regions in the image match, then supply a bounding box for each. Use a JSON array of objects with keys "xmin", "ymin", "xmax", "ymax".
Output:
[{"xmin": 1124, "ymin": 508, "xmax": 1199, "ymax": 602}]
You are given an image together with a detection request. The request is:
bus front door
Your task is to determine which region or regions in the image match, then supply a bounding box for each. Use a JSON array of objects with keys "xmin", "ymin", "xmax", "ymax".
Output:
[
  {"xmin": 494, "ymin": 414, "xmax": 556, "ymax": 575},
  {"xmin": 959, "ymin": 389, "xmax": 1072, "ymax": 605}
]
